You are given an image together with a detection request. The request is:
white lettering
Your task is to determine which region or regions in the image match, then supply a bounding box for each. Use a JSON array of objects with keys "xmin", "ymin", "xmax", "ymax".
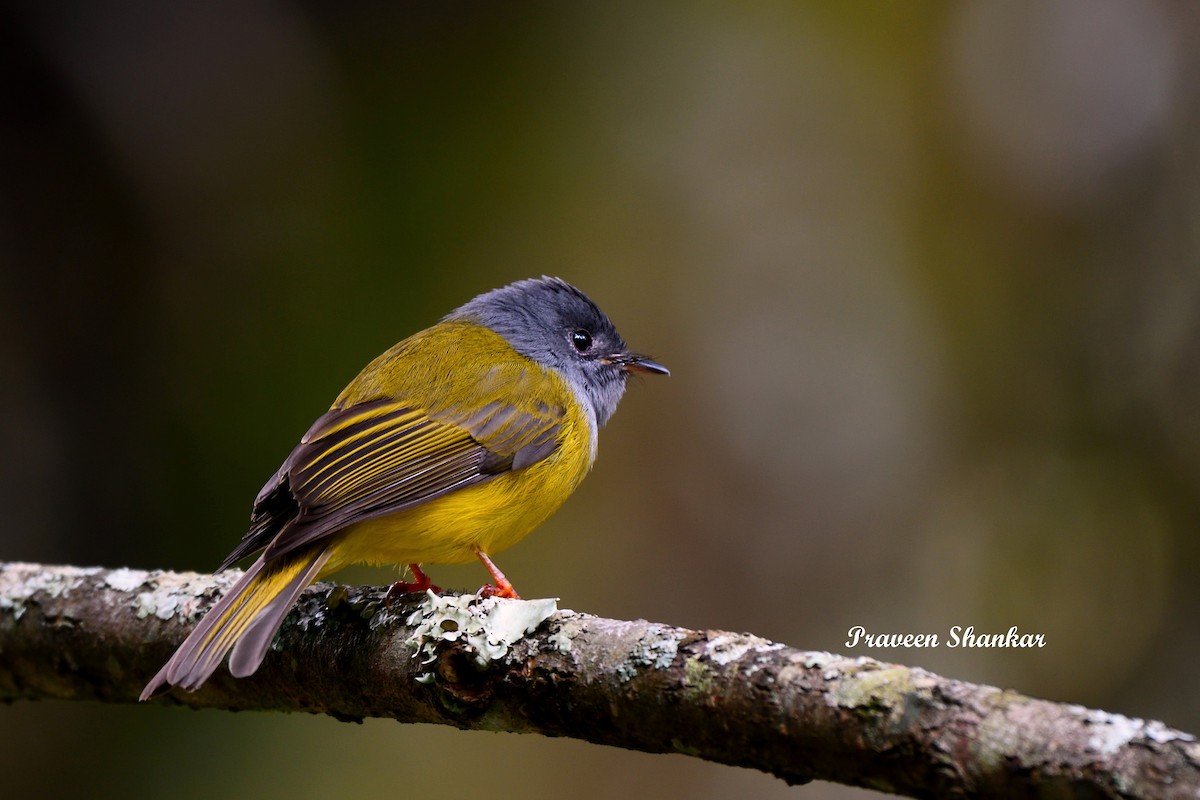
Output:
[
  {"xmin": 845, "ymin": 625, "xmax": 1045, "ymax": 649},
  {"xmin": 846, "ymin": 625, "xmax": 866, "ymax": 647},
  {"xmin": 948, "ymin": 625, "xmax": 962, "ymax": 647},
  {"xmin": 845, "ymin": 626, "xmax": 939, "ymax": 648},
  {"xmin": 946, "ymin": 625, "xmax": 1046, "ymax": 648}
]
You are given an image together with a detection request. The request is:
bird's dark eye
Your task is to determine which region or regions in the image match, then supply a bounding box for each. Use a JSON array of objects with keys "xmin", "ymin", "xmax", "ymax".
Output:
[{"xmin": 570, "ymin": 329, "xmax": 593, "ymax": 353}]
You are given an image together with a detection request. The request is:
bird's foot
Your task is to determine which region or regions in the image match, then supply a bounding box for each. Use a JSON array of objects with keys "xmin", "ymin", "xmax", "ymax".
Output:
[
  {"xmin": 472, "ymin": 549, "xmax": 521, "ymax": 599},
  {"xmin": 476, "ymin": 582, "xmax": 521, "ymax": 600},
  {"xmin": 384, "ymin": 564, "xmax": 441, "ymax": 606}
]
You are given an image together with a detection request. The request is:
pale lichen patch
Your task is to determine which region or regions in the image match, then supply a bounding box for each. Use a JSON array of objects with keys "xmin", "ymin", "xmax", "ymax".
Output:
[
  {"xmin": 804, "ymin": 651, "xmax": 840, "ymax": 669},
  {"xmin": 705, "ymin": 633, "xmax": 754, "ymax": 665},
  {"xmin": 616, "ymin": 627, "xmax": 681, "ymax": 682},
  {"xmin": 832, "ymin": 665, "xmax": 914, "ymax": 718},
  {"xmin": 548, "ymin": 613, "xmax": 586, "ymax": 653},
  {"xmin": 703, "ymin": 633, "xmax": 785, "ymax": 668},
  {"xmin": 101, "ymin": 568, "xmax": 150, "ymax": 593},
  {"xmin": 1074, "ymin": 706, "xmax": 1197, "ymax": 754},
  {"xmin": 0, "ymin": 564, "xmax": 99, "ymax": 621},
  {"xmin": 133, "ymin": 570, "xmax": 240, "ymax": 622},
  {"xmin": 406, "ymin": 591, "xmax": 557, "ymax": 669}
]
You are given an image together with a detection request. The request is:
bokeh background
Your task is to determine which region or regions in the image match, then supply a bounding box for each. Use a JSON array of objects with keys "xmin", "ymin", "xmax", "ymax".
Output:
[{"xmin": 4, "ymin": 2, "xmax": 1200, "ymax": 798}]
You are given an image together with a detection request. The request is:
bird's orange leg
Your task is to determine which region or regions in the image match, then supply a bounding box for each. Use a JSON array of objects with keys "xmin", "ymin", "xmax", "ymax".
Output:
[
  {"xmin": 385, "ymin": 563, "xmax": 442, "ymax": 606},
  {"xmin": 474, "ymin": 549, "xmax": 520, "ymax": 599}
]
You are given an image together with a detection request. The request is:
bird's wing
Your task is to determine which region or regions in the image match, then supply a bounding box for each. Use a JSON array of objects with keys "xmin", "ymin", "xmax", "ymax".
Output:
[{"xmin": 217, "ymin": 363, "xmax": 567, "ymax": 570}]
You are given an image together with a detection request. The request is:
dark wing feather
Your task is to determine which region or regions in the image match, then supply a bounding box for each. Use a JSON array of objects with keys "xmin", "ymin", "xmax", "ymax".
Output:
[{"xmin": 217, "ymin": 393, "xmax": 563, "ymax": 569}]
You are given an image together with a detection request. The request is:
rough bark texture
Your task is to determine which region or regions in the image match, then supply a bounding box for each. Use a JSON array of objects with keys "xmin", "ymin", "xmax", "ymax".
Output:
[{"xmin": 1, "ymin": 561, "xmax": 1197, "ymax": 798}]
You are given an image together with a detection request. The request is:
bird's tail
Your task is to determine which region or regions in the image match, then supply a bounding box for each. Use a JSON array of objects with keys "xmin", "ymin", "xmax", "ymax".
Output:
[{"xmin": 139, "ymin": 547, "xmax": 331, "ymax": 700}]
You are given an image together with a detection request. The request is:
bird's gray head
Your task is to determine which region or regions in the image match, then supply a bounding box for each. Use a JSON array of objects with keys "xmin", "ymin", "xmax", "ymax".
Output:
[{"xmin": 446, "ymin": 276, "xmax": 668, "ymax": 428}]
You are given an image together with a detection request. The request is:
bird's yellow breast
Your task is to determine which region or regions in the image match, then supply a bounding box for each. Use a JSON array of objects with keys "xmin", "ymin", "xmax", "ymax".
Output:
[
  {"xmin": 320, "ymin": 325, "xmax": 597, "ymax": 571},
  {"xmin": 332, "ymin": 432, "xmax": 591, "ymax": 568}
]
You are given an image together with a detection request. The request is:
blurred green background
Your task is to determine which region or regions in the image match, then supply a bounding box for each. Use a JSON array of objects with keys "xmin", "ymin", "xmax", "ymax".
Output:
[{"xmin": 4, "ymin": 2, "xmax": 1200, "ymax": 798}]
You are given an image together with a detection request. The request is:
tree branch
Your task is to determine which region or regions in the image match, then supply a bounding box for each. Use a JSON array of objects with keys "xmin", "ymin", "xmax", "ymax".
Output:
[{"xmin": 1, "ymin": 561, "xmax": 1196, "ymax": 798}]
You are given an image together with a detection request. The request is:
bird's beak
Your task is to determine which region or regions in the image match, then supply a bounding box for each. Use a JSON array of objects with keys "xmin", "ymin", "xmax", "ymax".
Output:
[{"xmin": 607, "ymin": 353, "xmax": 670, "ymax": 376}]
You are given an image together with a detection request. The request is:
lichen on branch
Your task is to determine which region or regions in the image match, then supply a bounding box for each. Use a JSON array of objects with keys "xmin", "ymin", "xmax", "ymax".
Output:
[{"xmin": 1, "ymin": 561, "xmax": 1197, "ymax": 798}]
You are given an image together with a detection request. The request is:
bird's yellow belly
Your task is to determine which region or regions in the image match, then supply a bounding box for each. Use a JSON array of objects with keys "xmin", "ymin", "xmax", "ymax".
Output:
[{"xmin": 325, "ymin": 422, "xmax": 594, "ymax": 571}]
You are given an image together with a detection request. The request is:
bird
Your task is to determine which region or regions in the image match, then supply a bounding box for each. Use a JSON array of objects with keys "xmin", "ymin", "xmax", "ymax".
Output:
[{"xmin": 140, "ymin": 276, "xmax": 667, "ymax": 699}]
